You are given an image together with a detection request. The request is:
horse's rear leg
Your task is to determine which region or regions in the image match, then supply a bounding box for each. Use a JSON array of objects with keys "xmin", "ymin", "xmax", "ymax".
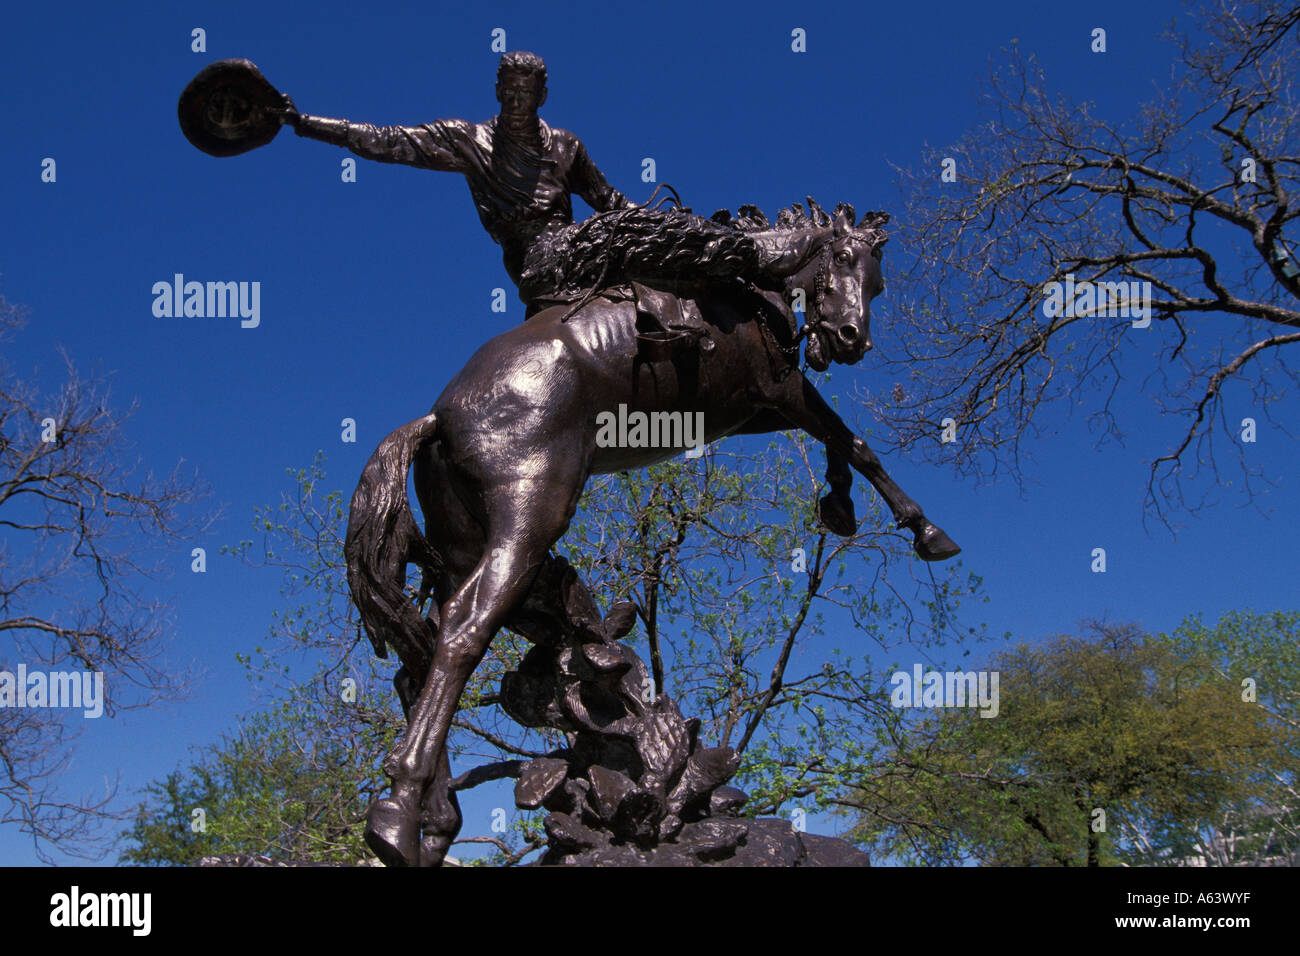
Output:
[
  {"xmin": 365, "ymin": 474, "xmax": 587, "ymax": 867},
  {"xmin": 393, "ymin": 667, "xmax": 463, "ymax": 867}
]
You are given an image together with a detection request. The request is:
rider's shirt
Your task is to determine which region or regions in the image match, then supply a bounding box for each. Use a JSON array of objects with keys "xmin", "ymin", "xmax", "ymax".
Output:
[{"xmin": 332, "ymin": 116, "xmax": 631, "ymax": 285}]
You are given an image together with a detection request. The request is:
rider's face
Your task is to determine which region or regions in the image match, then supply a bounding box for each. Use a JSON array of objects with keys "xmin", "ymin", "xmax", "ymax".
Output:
[{"xmin": 496, "ymin": 74, "xmax": 544, "ymax": 123}]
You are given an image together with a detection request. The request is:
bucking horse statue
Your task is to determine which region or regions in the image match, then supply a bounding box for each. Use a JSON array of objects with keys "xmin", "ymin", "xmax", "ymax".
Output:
[{"xmin": 343, "ymin": 200, "xmax": 962, "ymax": 866}]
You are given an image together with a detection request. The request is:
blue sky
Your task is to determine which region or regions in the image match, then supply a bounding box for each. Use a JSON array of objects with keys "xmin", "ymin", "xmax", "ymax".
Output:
[{"xmin": 2, "ymin": 0, "xmax": 1296, "ymax": 865}]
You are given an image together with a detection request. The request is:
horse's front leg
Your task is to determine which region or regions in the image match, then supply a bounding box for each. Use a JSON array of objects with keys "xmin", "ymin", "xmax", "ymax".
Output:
[
  {"xmin": 818, "ymin": 449, "xmax": 858, "ymax": 536},
  {"xmin": 731, "ymin": 410, "xmax": 857, "ymax": 537},
  {"xmin": 774, "ymin": 376, "xmax": 960, "ymax": 561}
]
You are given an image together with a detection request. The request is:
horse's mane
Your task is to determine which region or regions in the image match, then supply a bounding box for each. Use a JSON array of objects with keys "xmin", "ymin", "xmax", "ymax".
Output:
[
  {"xmin": 711, "ymin": 198, "xmax": 890, "ymax": 248},
  {"xmin": 518, "ymin": 198, "xmax": 890, "ymax": 301}
]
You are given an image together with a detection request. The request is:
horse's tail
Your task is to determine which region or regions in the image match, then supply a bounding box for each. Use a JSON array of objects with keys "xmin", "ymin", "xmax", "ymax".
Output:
[{"xmin": 344, "ymin": 412, "xmax": 442, "ymax": 682}]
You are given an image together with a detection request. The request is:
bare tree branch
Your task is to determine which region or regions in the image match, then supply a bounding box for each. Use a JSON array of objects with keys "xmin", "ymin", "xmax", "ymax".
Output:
[
  {"xmin": 873, "ymin": 0, "xmax": 1299, "ymax": 521},
  {"xmin": 0, "ymin": 296, "xmax": 216, "ymax": 861}
]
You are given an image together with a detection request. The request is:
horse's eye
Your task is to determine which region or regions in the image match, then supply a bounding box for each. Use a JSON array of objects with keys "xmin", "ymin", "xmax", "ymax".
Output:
[{"xmin": 836, "ymin": 250, "xmax": 850, "ymax": 263}]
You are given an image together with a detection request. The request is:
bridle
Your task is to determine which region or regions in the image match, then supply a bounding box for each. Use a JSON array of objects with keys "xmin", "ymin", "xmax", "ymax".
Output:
[
  {"xmin": 790, "ymin": 227, "xmax": 883, "ymax": 350},
  {"xmin": 752, "ymin": 227, "xmax": 875, "ymax": 379}
]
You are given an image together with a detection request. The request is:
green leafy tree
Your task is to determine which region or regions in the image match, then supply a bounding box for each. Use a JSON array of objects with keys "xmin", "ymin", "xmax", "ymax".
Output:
[
  {"xmin": 119, "ymin": 691, "xmax": 394, "ymax": 865},
  {"xmin": 847, "ymin": 617, "xmax": 1287, "ymax": 865},
  {"xmin": 1141, "ymin": 609, "xmax": 1300, "ymax": 864}
]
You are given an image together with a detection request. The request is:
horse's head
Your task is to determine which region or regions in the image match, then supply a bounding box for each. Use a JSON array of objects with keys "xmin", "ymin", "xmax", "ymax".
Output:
[{"xmin": 784, "ymin": 201, "xmax": 890, "ymax": 372}]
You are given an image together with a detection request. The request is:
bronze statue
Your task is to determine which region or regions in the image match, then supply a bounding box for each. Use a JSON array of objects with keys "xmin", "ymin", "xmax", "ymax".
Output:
[
  {"xmin": 179, "ymin": 52, "xmax": 962, "ymax": 866},
  {"xmin": 345, "ymin": 201, "xmax": 959, "ymax": 866}
]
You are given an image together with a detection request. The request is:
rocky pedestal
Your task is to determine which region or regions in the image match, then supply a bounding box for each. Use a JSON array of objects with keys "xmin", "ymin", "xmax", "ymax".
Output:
[{"xmin": 490, "ymin": 556, "xmax": 869, "ymax": 867}]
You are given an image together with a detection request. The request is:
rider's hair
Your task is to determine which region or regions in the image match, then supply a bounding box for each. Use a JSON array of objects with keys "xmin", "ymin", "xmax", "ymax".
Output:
[{"xmin": 497, "ymin": 51, "xmax": 547, "ymax": 90}]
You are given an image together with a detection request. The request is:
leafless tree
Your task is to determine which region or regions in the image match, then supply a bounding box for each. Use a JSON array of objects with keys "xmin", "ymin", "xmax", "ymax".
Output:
[
  {"xmin": 0, "ymin": 296, "xmax": 215, "ymax": 861},
  {"xmin": 876, "ymin": 0, "xmax": 1299, "ymax": 524}
]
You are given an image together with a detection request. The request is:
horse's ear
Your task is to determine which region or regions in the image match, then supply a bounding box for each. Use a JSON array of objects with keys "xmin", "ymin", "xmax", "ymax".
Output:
[
  {"xmin": 833, "ymin": 208, "xmax": 852, "ymax": 236},
  {"xmin": 834, "ymin": 202, "xmax": 856, "ymax": 225}
]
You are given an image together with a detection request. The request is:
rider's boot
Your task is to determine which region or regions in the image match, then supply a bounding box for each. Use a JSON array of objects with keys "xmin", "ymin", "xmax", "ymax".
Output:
[{"xmin": 748, "ymin": 232, "xmax": 819, "ymax": 283}]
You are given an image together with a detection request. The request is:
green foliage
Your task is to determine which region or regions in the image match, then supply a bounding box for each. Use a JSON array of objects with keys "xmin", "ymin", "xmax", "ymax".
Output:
[
  {"xmin": 122, "ymin": 450, "xmax": 1295, "ymax": 869},
  {"xmin": 560, "ymin": 433, "xmax": 986, "ymax": 818},
  {"xmin": 1146, "ymin": 609, "xmax": 1300, "ymax": 864},
  {"xmin": 847, "ymin": 614, "xmax": 1295, "ymax": 866},
  {"xmin": 119, "ymin": 691, "xmax": 399, "ymax": 865}
]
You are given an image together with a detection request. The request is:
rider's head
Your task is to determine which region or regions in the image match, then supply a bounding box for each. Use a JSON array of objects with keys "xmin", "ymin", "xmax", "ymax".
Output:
[{"xmin": 496, "ymin": 51, "xmax": 548, "ymax": 123}]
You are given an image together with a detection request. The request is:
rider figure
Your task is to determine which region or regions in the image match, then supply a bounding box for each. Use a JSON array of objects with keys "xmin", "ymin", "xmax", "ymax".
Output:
[
  {"xmin": 279, "ymin": 52, "xmax": 818, "ymax": 311},
  {"xmin": 280, "ymin": 50, "xmax": 862, "ymax": 559}
]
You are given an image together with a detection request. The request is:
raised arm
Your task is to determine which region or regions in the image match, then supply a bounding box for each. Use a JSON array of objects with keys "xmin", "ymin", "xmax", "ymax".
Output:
[{"xmin": 279, "ymin": 95, "xmax": 472, "ymax": 172}]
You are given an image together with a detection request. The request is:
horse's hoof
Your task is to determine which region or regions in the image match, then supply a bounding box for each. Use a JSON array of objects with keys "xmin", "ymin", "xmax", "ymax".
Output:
[
  {"xmin": 913, "ymin": 522, "xmax": 961, "ymax": 562},
  {"xmin": 418, "ymin": 787, "xmax": 459, "ymax": 868},
  {"xmin": 818, "ymin": 492, "xmax": 858, "ymax": 537},
  {"xmin": 419, "ymin": 833, "xmax": 453, "ymax": 868},
  {"xmin": 365, "ymin": 796, "xmax": 421, "ymax": 867}
]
